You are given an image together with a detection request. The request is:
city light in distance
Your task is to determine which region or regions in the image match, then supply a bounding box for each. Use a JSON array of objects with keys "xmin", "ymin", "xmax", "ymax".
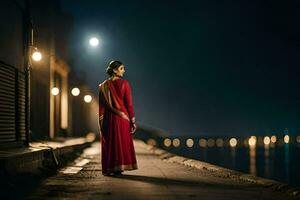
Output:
[
  {"xmin": 229, "ymin": 138, "xmax": 237, "ymax": 147},
  {"xmin": 284, "ymin": 135, "xmax": 290, "ymax": 144},
  {"xmin": 248, "ymin": 136, "xmax": 257, "ymax": 147},
  {"xmin": 186, "ymin": 138, "xmax": 194, "ymax": 147},
  {"xmin": 147, "ymin": 138, "xmax": 157, "ymax": 146},
  {"xmin": 271, "ymin": 135, "xmax": 277, "ymax": 143},
  {"xmin": 216, "ymin": 138, "xmax": 224, "ymax": 147},
  {"xmin": 164, "ymin": 138, "xmax": 171, "ymax": 147},
  {"xmin": 264, "ymin": 136, "xmax": 271, "ymax": 145},
  {"xmin": 173, "ymin": 138, "xmax": 180, "ymax": 147},
  {"xmin": 199, "ymin": 138, "xmax": 207, "ymax": 147}
]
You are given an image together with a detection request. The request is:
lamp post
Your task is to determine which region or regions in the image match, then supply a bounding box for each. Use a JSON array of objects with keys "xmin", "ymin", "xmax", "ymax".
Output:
[{"xmin": 24, "ymin": 0, "xmax": 34, "ymax": 147}]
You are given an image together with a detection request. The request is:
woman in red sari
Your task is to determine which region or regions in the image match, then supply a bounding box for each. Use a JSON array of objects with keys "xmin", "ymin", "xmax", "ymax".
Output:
[{"xmin": 98, "ymin": 60, "xmax": 138, "ymax": 176}]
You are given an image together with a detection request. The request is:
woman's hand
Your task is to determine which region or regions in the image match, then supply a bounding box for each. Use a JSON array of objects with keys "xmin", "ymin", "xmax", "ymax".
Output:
[{"xmin": 130, "ymin": 123, "xmax": 137, "ymax": 134}]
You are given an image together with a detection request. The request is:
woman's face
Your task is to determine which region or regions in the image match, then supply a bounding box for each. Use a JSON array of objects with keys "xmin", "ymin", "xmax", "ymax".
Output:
[{"xmin": 113, "ymin": 64, "xmax": 125, "ymax": 77}]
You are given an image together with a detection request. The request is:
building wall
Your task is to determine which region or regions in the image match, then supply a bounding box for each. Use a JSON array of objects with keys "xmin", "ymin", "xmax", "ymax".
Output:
[
  {"xmin": 0, "ymin": 0, "xmax": 96, "ymax": 143},
  {"xmin": 0, "ymin": 0, "xmax": 28, "ymax": 146},
  {"xmin": 29, "ymin": 1, "xmax": 56, "ymax": 139},
  {"xmin": 0, "ymin": 0, "xmax": 26, "ymax": 71},
  {"xmin": 30, "ymin": 0, "xmax": 73, "ymax": 139}
]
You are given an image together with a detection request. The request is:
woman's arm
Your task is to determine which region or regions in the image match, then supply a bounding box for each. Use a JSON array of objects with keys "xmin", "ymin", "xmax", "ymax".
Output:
[
  {"xmin": 98, "ymin": 84, "xmax": 105, "ymax": 133},
  {"xmin": 124, "ymin": 80, "xmax": 136, "ymax": 133}
]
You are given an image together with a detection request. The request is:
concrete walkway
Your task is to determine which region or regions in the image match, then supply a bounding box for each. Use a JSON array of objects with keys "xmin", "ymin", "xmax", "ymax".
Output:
[{"xmin": 27, "ymin": 140, "xmax": 298, "ymax": 200}]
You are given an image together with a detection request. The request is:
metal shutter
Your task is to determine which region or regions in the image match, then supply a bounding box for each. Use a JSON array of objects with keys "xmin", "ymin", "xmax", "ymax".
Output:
[{"xmin": 0, "ymin": 62, "xmax": 26, "ymax": 144}]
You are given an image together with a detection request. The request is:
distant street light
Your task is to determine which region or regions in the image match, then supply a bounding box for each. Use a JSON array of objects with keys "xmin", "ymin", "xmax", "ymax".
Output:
[
  {"xmin": 264, "ymin": 136, "xmax": 271, "ymax": 145},
  {"xmin": 172, "ymin": 138, "xmax": 180, "ymax": 147},
  {"xmin": 271, "ymin": 135, "xmax": 277, "ymax": 143},
  {"xmin": 186, "ymin": 138, "xmax": 194, "ymax": 148},
  {"xmin": 89, "ymin": 37, "xmax": 99, "ymax": 47},
  {"xmin": 84, "ymin": 95, "xmax": 92, "ymax": 103},
  {"xmin": 163, "ymin": 138, "xmax": 171, "ymax": 147},
  {"xmin": 216, "ymin": 138, "xmax": 224, "ymax": 147},
  {"xmin": 248, "ymin": 136, "xmax": 257, "ymax": 147},
  {"xmin": 229, "ymin": 138, "xmax": 237, "ymax": 147},
  {"xmin": 296, "ymin": 136, "xmax": 300, "ymax": 144},
  {"xmin": 199, "ymin": 138, "xmax": 207, "ymax": 147},
  {"xmin": 51, "ymin": 87, "xmax": 60, "ymax": 96},
  {"xmin": 32, "ymin": 50, "xmax": 42, "ymax": 61},
  {"xmin": 284, "ymin": 135, "xmax": 290, "ymax": 144},
  {"xmin": 71, "ymin": 87, "xmax": 80, "ymax": 96}
]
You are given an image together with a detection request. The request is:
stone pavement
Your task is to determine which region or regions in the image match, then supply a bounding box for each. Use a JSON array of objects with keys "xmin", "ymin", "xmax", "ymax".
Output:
[{"xmin": 27, "ymin": 140, "xmax": 298, "ymax": 200}]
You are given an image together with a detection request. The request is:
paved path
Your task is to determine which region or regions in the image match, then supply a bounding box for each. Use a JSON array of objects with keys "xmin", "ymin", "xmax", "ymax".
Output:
[{"xmin": 27, "ymin": 140, "xmax": 296, "ymax": 200}]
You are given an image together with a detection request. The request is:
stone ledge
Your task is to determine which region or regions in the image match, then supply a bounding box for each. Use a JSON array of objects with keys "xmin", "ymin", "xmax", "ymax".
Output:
[{"xmin": 0, "ymin": 138, "xmax": 93, "ymax": 176}]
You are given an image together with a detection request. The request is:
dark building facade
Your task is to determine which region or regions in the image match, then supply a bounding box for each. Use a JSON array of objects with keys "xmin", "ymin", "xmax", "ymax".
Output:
[{"xmin": 0, "ymin": 0, "xmax": 99, "ymax": 148}]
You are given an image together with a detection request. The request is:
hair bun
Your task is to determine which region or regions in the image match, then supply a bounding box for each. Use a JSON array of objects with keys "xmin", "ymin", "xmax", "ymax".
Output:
[
  {"xmin": 106, "ymin": 60, "xmax": 123, "ymax": 77},
  {"xmin": 106, "ymin": 67, "xmax": 114, "ymax": 76}
]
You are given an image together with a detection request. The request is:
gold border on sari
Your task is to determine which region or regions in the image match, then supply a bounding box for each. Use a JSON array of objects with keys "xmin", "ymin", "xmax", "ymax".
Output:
[{"xmin": 99, "ymin": 81, "xmax": 130, "ymax": 122}]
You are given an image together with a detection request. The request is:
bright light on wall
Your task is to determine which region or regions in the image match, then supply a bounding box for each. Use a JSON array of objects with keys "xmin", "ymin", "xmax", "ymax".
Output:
[
  {"xmin": 51, "ymin": 87, "xmax": 59, "ymax": 96},
  {"xmin": 89, "ymin": 37, "xmax": 99, "ymax": 47},
  {"xmin": 71, "ymin": 87, "xmax": 80, "ymax": 96},
  {"xmin": 32, "ymin": 51, "xmax": 42, "ymax": 61},
  {"xmin": 84, "ymin": 95, "xmax": 92, "ymax": 103}
]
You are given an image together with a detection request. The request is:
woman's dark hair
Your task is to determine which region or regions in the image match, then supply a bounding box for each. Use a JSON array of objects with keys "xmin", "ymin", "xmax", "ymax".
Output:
[{"xmin": 106, "ymin": 60, "xmax": 123, "ymax": 76}]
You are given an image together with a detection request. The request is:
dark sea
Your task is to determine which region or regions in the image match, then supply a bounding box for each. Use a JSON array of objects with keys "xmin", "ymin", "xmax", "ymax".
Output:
[{"xmin": 161, "ymin": 137, "xmax": 300, "ymax": 186}]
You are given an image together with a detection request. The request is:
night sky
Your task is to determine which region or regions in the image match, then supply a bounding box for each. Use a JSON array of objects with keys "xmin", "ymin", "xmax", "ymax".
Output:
[{"xmin": 61, "ymin": 0, "xmax": 300, "ymax": 135}]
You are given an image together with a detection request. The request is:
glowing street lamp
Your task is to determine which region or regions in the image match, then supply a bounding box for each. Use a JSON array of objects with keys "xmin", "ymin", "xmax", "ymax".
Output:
[
  {"xmin": 89, "ymin": 37, "xmax": 99, "ymax": 47},
  {"xmin": 32, "ymin": 50, "xmax": 42, "ymax": 61},
  {"xmin": 51, "ymin": 87, "xmax": 59, "ymax": 96},
  {"xmin": 84, "ymin": 95, "xmax": 92, "ymax": 103},
  {"xmin": 71, "ymin": 87, "xmax": 80, "ymax": 96}
]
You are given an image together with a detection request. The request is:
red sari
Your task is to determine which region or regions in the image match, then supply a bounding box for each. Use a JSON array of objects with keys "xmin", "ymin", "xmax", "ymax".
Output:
[{"xmin": 98, "ymin": 78, "xmax": 138, "ymax": 175}]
